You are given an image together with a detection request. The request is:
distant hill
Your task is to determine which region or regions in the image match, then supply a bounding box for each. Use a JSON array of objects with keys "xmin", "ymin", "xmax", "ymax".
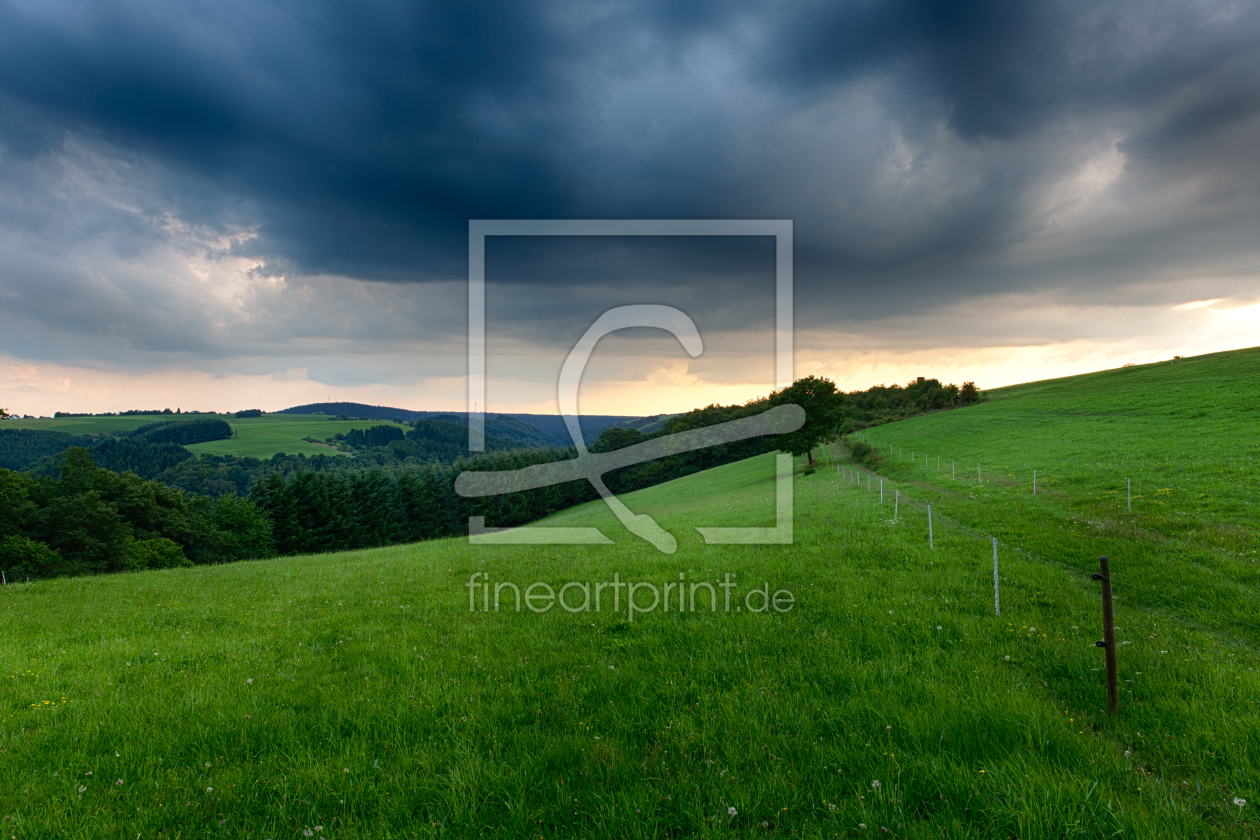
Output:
[
  {"xmin": 276, "ymin": 402, "xmax": 640, "ymax": 445},
  {"xmin": 611, "ymin": 414, "xmax": 677, "ymax": 435},
  {"xmin": 425, "ymin": 413, "xmax": 565, "ymax": 449}
]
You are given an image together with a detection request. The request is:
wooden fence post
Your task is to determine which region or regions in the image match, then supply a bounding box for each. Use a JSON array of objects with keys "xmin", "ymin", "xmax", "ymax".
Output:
[{"xmin": 1094, "ymin": 556, "xmax": 1119, "ymax": 715}]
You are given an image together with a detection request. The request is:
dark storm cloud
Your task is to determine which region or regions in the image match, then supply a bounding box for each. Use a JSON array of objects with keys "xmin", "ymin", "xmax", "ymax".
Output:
[{"xmin": 1, "ymin": 0, "xmax": 1259, "ymax": 348}]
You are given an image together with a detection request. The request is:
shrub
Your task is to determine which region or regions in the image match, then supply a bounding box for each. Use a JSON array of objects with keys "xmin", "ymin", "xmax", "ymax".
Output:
[
  {"xmin": 843, "ymin": 436, "xmax": 880, "ymax": 468},
  {"xmin": 125, "ymin": 537, "xmax": 192, "ymax": 570},
  {"xmin": 0, "ymin": 535, "xmax": 65, "ymax": 578}
]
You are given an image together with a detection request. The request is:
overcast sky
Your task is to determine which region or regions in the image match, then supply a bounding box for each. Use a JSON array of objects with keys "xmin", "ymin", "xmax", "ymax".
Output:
[{"xmin": 2, "ymin": 0, "xmax": 1258, "ymax": 416}]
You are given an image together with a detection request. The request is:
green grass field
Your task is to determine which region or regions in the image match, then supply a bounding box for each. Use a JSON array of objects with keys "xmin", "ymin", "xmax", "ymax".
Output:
[
  {"xmin": 184, "ymin": 416, "xmax": 411, "ymax": 459},
  {"xmin": 2, "ymin": 414, "xmax": 237, "ymax": 435},
  {"xmin": 3, "ymin": 413, "xmax": 413, "ymax": 459},
  {"xmin": 852, "ymin": 346, "xmax": 1260, "ymax": 637},
  {"xmin": 2, "ymin": 350, "xmax": 1258, "ymax": 838}
]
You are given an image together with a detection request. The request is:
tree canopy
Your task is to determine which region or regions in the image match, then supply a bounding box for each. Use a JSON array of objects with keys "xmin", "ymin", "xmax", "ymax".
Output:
[
  {"xmin": 0, "ymin": 448, "xmax": 273, "ymax": 579},
  {"xmin": 768, "ymin": 376, "xmax": 845, "ymax": 466}
]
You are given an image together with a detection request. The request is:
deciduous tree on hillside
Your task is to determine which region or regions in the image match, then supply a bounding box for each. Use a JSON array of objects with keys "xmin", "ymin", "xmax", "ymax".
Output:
[{"xmin": 768, "ymin": 376, "xmax": 845, "ymax": 467}]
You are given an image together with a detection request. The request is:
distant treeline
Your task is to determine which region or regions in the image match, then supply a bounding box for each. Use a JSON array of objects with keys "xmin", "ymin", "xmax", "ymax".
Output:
[
  {"xmin": 7, "ymin": 378, "xmax": 983, "ymax": 492},
  {"xmin": 2, "ymin": 375, "xmax": 986, "ymax": 579},
  {"xmin": 333, "ymin": 414, "xmax": 562, "ymax": 451},
  {"xmin": 0, "ymin": 400, "xmax": 784, "ymax": 575},
  {"xmin": 276, "ymin": 402, "xmax": 636, "ymax": 442},
  {"xmin": 52, "ymin": 408, "xmax": 217, "ymax": 417},
  {"xmin": 252, "ymin": 400, "xmax": 783, "ymax": 555},
  {"xmin": 250, "ymin": 451, "xmax": 580, "ymax": 554},
  {"xmin": 3, "ymin": 419, "xmax": 233, "ymax": 477},
  {"xmin": 842, "ymin": 377, "xmax": 981, "ymax": 429},
  {"xmin": 2, "ymin": 419, "xmax": 525, "ymax": 498},
  {"xmin": 244, "ymin": 381, "xmax": 981, "ymax": 557},
  {"xmin": 332, "ymin": 418, "xmax": 526, "ymax": 457}
]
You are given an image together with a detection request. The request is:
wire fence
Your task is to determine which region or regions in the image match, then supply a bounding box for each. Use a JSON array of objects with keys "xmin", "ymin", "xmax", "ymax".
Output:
[{"xmin": 824, "ymin": 440, "xmax": 1260, "ymax": 638}]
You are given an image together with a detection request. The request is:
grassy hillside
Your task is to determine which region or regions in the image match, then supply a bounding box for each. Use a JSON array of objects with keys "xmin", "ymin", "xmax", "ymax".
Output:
[
  {"xmin": 184, "ymin": 415, "xmax": 411, "ymax": 459},
  {"xmin": 3, "ymin": 434, "xmax": 1257, "ymax": 836},
  {"xmin": 2, "ymin": 413, "xmax": 415, "ymax": 460},
  {"xmin": 3, "ymin": 414, "xmax": 235, "ymax": 435},
  {"xmin": 852, "ymin": 346, "xmax": 1260, "ymax": 635}
]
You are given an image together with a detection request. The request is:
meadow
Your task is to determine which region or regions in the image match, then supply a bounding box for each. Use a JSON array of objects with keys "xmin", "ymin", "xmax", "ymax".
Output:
[
  {"xmin": 2, "ymin": 415, "xmax": 233, "ymax": 436},
  {"xmin": 184, "ymin": 416, "xmax": 410, "ymax": 460},
  {"xmin": 2, "ymin": 349, "xmax": 1258, "ymax": 838},
  {"xmin": 3, "ymin": 414, "xmax": 413, "ymax": 460},
  {"xmin": 852, "ymin": 347, "xmax": 1260, "ymax": 638}
]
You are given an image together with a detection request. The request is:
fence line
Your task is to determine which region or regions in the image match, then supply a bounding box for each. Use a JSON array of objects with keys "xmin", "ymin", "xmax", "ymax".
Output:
[
  {"xmin": 829, "ymin": 440, "xmax": 1260, "ymax": 636},
  {"xmin": 853, "ymin": 432, "xmax": 1141, "ymax": 512}
]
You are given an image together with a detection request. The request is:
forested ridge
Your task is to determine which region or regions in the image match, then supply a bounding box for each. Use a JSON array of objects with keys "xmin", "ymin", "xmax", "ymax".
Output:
[
  {"xmin": 1, "ymin": 376, "xmax": 981, "ymax": 579},
  {"xmin": 0, "ymin": 429, "xmax": 97, "ymax": 471}
]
